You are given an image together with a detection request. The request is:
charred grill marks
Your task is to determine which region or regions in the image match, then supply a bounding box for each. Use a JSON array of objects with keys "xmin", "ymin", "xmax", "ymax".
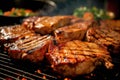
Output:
[
  {"xmin": 11, "ymin": 35, "xmax": 51, "ymax": 54},
  {"xmin": 46, "ymin": 40, "xmax": 113, "ymax": 76},
  {"xmin": 87, "ymin": 23, "xmax": 120, "ymax": 54}
]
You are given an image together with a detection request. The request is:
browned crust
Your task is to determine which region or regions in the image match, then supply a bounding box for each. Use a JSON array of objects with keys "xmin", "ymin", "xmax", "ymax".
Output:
[
  {"xmin": 86, "ymin": 24, "xmax": 120, "ymax": 54},
  {"xmin": 0, "ymin": 25, "xmax": 35, "ymax": 44},
  {"xmin": 7, "ymin": 35, "xmax": 53, "ymax": 63},
  {"xmin": 46, "ymin": 40, "xmax": 113, "ymax": 76}
]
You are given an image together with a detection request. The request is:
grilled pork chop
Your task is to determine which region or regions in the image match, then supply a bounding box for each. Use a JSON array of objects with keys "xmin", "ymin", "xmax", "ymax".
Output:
[
  {"xmin": 22, "ymin": 16, "xmax": 72, "ymax": 35},
  {"xmin": 101, "ymin": 20, "xmax": 120, "ymax": 33},
  {"xmin": 0, "ymin": 25, "xmax": 35, "ymax": 44},
  {"xmin": 22, "ymin": 16, "xmax": 50, "ymax": 30},
  {"xmin": 7, "ymin": 35, "xmax": 53, "ymax": 63},
  {"xmin": 54, "ymin": 20, "xmax": 95, "ymax": 43},
  {"xmin": 86, "ymin": 23, "xmax": 120, "ymax": 54},
  {"xmin": 46, "ymin": 40, "xmax": 113, "ymax": 77}
]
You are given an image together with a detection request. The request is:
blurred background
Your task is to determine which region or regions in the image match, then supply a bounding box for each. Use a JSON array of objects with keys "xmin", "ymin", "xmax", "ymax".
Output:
[
  {"xmin": 50, "ymin": 0, "xmax": 106, "ymax": 15},
  {"xmin": 0, "ymin": 0, "xmax": 120, "ymax": 25},
  {"xmin": 0, "ymin": 0, "xmax": 120, "ymax": 18}
]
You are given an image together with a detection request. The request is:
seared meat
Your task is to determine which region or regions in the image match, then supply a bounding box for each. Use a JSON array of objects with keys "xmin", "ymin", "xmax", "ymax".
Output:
[
  {"xmin": 0, "ymin": 25, "xmax": 35, "ymax": 44},
  {"xmin": 86, "ymin": 23, "xmax": 120, "ymax": 54},
  {"xmin": 54, "ymin": 22, "xmax": 88, "ymax": 43},
  {"xmin": 22, "ymin": 16, "xmax": 72, "ymax": 35},
  {"xmin": 46, "ymin": 40, "xmax": 113, "ymax": 77},
  {"xmin": 7, "ymin": 35, "xmax": 53, "ymax": 63},
  {"xmin": 66, "ymin": 16, "xmax": 85, "ymax": 24},
  {"xmin": 22, "ymin": 16, "xmax": 50, "ymax": 30},
  {"xmin": 54, "ymin": 20, "xmax": 97, "ymax": 43},
  {"xmin": 101, "ymin": 20, "xmax": 120, "ymax": 33}
]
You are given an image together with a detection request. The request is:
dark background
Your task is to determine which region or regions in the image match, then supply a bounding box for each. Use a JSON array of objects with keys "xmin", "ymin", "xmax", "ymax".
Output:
[
  {"xmin": 51, "ymin": 0, "xmax": 106, "ymax": 15},
  {"xmin": 0, "ymin": 0, "xmax": 120, "ymax": 18},
  {"xmin": 0, "ymin": 0, "xmax": 120, "ymax": 26},
  {"xmin": 51, "ymin": 0, "xmax": 120, "ymax": 19}
]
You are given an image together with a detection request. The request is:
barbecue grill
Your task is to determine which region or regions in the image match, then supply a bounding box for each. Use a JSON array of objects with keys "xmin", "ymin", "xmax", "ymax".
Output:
[
  {"xmin": 0, "ymin": 1, "xmax": 120, "ymax": 80},
  {"xmin": 0, "ymin": 46, "xmax": 58, "ymax": 80},
  {"xmin": 0, "ymin": 45, "xmax": 120, "ymax": 80}
]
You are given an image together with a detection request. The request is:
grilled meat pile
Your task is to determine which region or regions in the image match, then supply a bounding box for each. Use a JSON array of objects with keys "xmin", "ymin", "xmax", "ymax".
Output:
[{"xmin": 0, "ymin": 15, "xmax": 119, "ymax": 77}]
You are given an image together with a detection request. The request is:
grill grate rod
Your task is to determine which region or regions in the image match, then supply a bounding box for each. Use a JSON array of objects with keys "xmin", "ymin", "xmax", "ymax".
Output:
[
  {"xmin": 0, "ymin": 59, "xmax": 13, "ymax": 65},
  {"xmin": 0, "ymin": 58, "xmax": 57, "ymax": 79},
  {"xmin": 0, "ymin": 53, "xmax": 57, "ymax": 79},
  {"xmin": 0, "ymin": 56, "xmax": 11, "ymax": 61},
  {"xmin": 0, "ymin": 72, "xmax": 17, "ymax": 80},
  {"xmin": 0, "ymin": 67, "xmax": 35, "ymax": 80},
  {"xmin": 36, "ymin": 71, "xmax": 58, "ymax": 79},
  {"xmin": 0, "ymin": 52, "xmax": 8, "ymax": 57},
  {"xmin": 0, "ymin": 77, "xmax": 6, "ymax": 80},
  {"xmin": 0, "ymin": 63, "xmax": 46, "ymax": 80},
  {"xmin": 0, "ymin": 51, "xmax": 57, "ymax": 79}
]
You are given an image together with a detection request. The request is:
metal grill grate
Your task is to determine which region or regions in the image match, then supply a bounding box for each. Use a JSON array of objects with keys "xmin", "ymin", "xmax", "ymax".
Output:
[
  {"xmin": 0, "ymin": 46, "xmax": 120, "ymax": 80},
  {"xmin": 0, "ymin": 48, "xmax": 58, "ymax": 80}
]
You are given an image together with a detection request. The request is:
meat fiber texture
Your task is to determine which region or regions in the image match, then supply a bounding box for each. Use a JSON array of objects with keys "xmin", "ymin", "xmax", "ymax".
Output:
[
  {"xmin": 46, "ymin": 40, "xmax": 113, "ymax": 77},
  {"xmin": 22, "ymin": 16, "xmax": 72, "ymax": 35},
  {"xmin": 86, "ymin": 22, "xmax": 120, "ymax": 54},
  {"xmin": 7, "ymin": 35, "xmax": 53, "ymax": 63},
  {"xmin": 0, "ymin": 25, "xmax": 35, "ymax": 44},
  {"xmin": 54, "ymin": 20, "xmax": 94, "ymax": 44}
]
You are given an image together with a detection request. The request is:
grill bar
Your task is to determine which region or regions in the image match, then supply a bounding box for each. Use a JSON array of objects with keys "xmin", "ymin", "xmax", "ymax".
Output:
[
  {"xmin": 0, "ymin": 59, "xmax": 53, "ymax": 80},
  {"xmin": 0, "ymin": 60, "xmax": 45, "ymax": 80},
  {"xmin": 0, "ymin": 77, "xmax": 5, "ymax": 80},
  {"xmin": 0, "ymin": 50, "xmax": 57, "ymax": 80},
  {"xmin": 0, "ymin": 72, "xmax": 17, "ymax": 80},
  {"xmin": 0, "ymin": 59, "xmax": 13, "ymax": 65},
  {"xmin": 0, "ymin": 63, "xmax": 57, "ymax": 79},
  {"xmin": 0, "ymin": 67, "xmax": 34, "ymax": 80},
  {"xmin": 0, "ymin": 56, "xmax": 11, "ymax": 61}
]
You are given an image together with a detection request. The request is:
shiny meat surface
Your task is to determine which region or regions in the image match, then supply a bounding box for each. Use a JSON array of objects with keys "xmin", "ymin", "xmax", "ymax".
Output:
[
  {"xmin": 22, "ymin": 16, "xmax": 72, "ymax": 35},
  {"xmin": 54, "ymin": 21, "xmax": 90, "ymax": 43},
  {"xmin": 0, "ymin": 25, "xmax": 35, "ymax": 44},
  {"xmin": 46, "ymin": 40, "xmax": 113, "ymax": 77},
  {"xmin": 22, "ymin": 16, "xmax": 50, "ymax": 30},
  {"xmin": 86, "ymin": 23, "xmax": 120, "ymax": 54},
  {"xmin": 101, "ymin": 20, "xmax": 120, "ymax": 33},
  {"xmin": 7, "ymin": 35, "xmax": 53, "ymax": 63}
]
